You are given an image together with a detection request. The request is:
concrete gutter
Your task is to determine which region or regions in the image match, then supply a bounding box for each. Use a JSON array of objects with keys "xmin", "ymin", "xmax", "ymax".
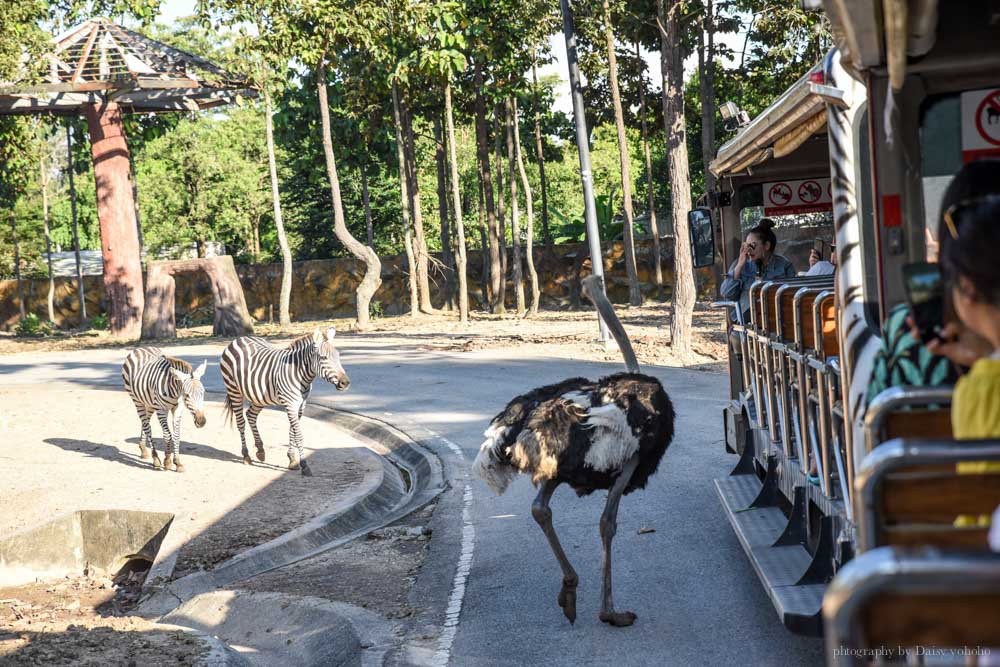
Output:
[
  {"xmin": 139, "ymin": 406, "xmax": 445, "ymax": 619},
  {"xmin": 163, "ymin": 590, "xmax": 393, "ymax": 667}
]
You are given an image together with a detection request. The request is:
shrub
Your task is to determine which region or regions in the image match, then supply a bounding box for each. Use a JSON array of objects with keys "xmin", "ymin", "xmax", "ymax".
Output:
[
  {"xmin": 89, "ymin": 313, "xmax": 109, "ymax": 330},
  {"xmin": 369, "ymin": 299, "xmax": 384, "ymax": 320},
  {"xmin": 15, "ymin": 314, "xmax": 53, "ymax": 337}
]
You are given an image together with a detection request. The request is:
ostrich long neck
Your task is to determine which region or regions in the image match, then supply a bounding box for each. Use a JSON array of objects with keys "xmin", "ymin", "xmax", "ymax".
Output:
[{"xmin": 581, "ymin": 275, "xmax": 640, "ymax": 373}]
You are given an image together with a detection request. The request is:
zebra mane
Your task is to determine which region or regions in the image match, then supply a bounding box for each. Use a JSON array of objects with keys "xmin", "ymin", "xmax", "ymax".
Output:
[
  {"xmin": 163, "ymin": 356, "xmax": 192, "ymax": 373},
  {"xmin": 288, "ymin": 333, "xmax": 317, "ymax": 351}
]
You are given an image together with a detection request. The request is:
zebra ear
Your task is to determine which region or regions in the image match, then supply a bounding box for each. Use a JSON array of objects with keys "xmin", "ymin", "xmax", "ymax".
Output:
[
  {"xmin": 170, "ymin": 368, "xmax": 189, "ymax": 384},
  {"xmin": 192, "ymin": 360, "xmax": 207, "ymax": 380},
  {"xmin": 325, "ymin": 327, "xmax": 336, "ymax": 341},
  {"xmin": 312, "ymin": 328, "xmax": 325, "ymax": 346}
]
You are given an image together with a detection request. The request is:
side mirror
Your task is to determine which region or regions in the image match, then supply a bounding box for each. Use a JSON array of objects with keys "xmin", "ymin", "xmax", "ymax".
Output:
[{"xmin": 687, "ymin": 208, "xmax": 716, "ymax": 268}]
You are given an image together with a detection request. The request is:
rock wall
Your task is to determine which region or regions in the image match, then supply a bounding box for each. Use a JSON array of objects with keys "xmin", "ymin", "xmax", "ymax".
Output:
[{"xmin": 2, "ymin": 228, "xmax": 823, "ymax": 331}]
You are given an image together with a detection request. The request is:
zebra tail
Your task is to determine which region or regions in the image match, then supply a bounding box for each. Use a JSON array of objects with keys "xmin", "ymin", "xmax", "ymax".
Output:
[{"xmin": 222, "ymin": 395, "xmax": 236, "ymax": 429}]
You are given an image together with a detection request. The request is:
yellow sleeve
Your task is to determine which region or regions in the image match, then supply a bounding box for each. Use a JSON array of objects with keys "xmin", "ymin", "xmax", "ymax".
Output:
[{"xmin": 952, "ymin": 371, "xmax": 1000, "ymax": 440}]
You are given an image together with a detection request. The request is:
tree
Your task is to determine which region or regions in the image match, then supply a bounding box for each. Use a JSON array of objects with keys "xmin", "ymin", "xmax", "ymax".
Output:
[
  {"xmin": 635, "ymin": 38, "xmax": 663, "ymax": 290},
  {"xmin": 511, "ymin": 96, "xmax": 541, "ymax": 316},
  {"xmin": 602, "ymin": 0, "xmax": 640, "ymax": 306},
  {"xmin": 504, "ymin": 96, "xmax": 525, "ymax": 314},
  {"xmin": 658, "ymin": 0, "xmax": 695, "ymax": 355}
]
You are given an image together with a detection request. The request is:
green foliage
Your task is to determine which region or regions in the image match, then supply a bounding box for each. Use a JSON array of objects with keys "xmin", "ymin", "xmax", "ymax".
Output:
[
  {"xmin": 89, "ymin": 313, "xmax": 109, "ymax": 330},
  {"xmin": 369, "ymin": 299, "xmax": 384, "ymax": 320},
  {"xmin": 15, "ymin": 313, "xmax": 52, "ymax": 337}
]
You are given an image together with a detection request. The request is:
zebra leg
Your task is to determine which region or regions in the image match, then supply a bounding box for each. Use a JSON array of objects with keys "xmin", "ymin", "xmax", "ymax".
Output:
[
  {"xmin": 170, "ymin": 410, "xmax": 185, "ymax": 473},
  {"xmin": 230, "ymin": 396, "xmax": 252, "ymax": 465},
  {"xmin": 285, "ymin": 402, "xmax": 312, "ymax": 477},
  {"xmin": 247, "ymin": 405, "xmax": 266, "ymax": 462},
  {"xmin": 155, "ymin": 410, "xmax": 173, "ymax": 470},
  {"xmin": 137, "ymin": 407, "xmax": 154, "ymax": 460}
]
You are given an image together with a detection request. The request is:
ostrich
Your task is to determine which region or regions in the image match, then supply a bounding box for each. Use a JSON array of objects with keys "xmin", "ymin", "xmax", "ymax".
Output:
[{"xmin": 474, "ymin": 275, "xmax": 675, "ymax": 627}]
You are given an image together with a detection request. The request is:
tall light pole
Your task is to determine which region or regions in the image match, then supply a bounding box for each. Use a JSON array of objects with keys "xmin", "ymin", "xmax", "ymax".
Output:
[{"xmin": 561, "ymin": 0, "xmax": 609, "ymax": 342}]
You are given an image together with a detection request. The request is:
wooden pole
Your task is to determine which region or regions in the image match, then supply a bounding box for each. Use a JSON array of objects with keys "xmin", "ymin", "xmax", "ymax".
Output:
[{"xmin": 84, "ymin": 100, "xmax": 144, "ymax": 338}]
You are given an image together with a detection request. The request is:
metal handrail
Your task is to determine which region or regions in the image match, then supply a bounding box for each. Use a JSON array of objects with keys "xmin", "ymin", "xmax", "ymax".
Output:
[
  {"xmin": 823, "ymin": 547, "xmax": 1000, "ymax": 667},
  {"xmin": 853, "ymin": 437, "xmax": 1000, "ymax": 552},
  {"xmin": 862, "ymin": 385, "xmax": 955, "ymax": 455}
]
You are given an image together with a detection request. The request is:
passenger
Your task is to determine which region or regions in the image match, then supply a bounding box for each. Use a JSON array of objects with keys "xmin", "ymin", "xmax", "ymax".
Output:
[
  {"xmin": 720, "ymin": 218, "xmax": 796, "ymax": 323},
  {"xmin": 804, "ymin": 245, "xmax": 835, "ymax": 276}
]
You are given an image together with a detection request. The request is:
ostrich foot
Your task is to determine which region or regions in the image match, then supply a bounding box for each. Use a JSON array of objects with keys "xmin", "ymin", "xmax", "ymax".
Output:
[
  {"xmin": 256, "ymin": 447, "xmax": 266, "ymax": 462},
  {"xmin": 599, "ymin": 610, "xmax": 637, "ymax": 627},
  {"xmin": 300, "ymin": 460, "xmax": 313, "ymax": 477},
  {"xmin": 558, "ymin": 579, "xmax": 578, "ymax": 624}
]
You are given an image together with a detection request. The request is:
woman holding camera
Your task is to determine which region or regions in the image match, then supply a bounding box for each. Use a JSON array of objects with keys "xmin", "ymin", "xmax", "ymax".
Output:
[{"xmin": 720, "ymin": 218, "xmax": 796, "ymax": 323}]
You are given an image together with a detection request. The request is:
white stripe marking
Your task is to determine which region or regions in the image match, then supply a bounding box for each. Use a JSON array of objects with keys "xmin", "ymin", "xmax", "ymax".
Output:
[{"xmin": 430, "ymin": 483, "xmax": 475, "ymax": 666}]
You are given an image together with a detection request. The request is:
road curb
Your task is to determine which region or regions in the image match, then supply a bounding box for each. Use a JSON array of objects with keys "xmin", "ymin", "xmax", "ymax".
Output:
[{"xmin": 138, "ymin": 405, "xmax": 445, "ymax": 619}]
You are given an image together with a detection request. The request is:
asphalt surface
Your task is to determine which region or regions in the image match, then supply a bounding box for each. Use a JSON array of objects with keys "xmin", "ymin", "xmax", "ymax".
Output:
[{"xmin": 0, "ymin": 334, "xmax": 824, "ymax": 666}]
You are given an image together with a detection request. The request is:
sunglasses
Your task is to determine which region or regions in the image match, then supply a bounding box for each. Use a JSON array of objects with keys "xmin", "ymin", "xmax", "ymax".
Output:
[{"xmin": 942, "ymin": 194, "xmax": 1000, "ymax": 240}]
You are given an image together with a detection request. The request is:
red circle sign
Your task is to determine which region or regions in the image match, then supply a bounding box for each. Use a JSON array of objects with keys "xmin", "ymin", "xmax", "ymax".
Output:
[
  {"xmin": 768, "ymin": 183, "xmax": 792, "ymax": 206},
  {"xmin": 798, "ymin": 180, "xmax": 822, "ymax": 204},
  {"xmin": 974, "ymin": 90, "xmax": 1000, "ymax": 147}
]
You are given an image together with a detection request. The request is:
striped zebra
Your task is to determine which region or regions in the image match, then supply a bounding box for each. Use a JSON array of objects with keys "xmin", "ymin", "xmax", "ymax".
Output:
[
  {"xmin": 219, "ymin": 327, "xmax": 350, "ymax": 477},
  {"xmin": 121, "ymin": 348, "xmax": 208, "ymax": 472}
]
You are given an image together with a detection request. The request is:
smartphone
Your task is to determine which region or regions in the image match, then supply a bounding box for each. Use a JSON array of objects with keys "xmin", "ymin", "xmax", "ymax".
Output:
[
  {"xmin": 902, "ymin": 262, "xmax": 945, "ymax": 345},
  {"xmin": 813, "ymin": 239, "xmax": 827, "ymax": 255}
]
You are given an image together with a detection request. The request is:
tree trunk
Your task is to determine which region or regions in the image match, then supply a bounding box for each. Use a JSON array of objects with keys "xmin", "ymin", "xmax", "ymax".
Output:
[
  {"xmin": 129, "ymin": 152, "xmax": 143, "ymax": 254},
  {"xmin": 10, "ymin": 212, "xmax": 25, "ymax": 319},
  {"xmin": 445, "ymin": 82, "xmax": 470, "ymax": 323},
  {"xmin": 504, "ymin": 96, "xmax": 525, "ymax": 314},
  {"xmin": 434, "ymin": 115, "xmax": 455, "ymax": 311},
  {"xmin": 403, "ymin": 99, "xmax": 434, "ymax": 313},
  {"xmin": 264, "ymin": 88, "xmax": 293, "ymax": 326},
  {"xmin": 698, "ymin": 0, "xmax": 724, "ymax": 291},
  {"xmin": 659, "ymin": 0, "xmax": 696, "ymax": 355},
  {"xmin": 84, "ymin": 101, "xmax": 144, "ymax": 338},
  {"xmin": 531, "ymin": 59, "xmax": 551, "ymax": 248},
  {"xmin": 361, "ymin": 156, "xmax": 374, "ymax": 248},
  {"xmin": 391, "ymin": 83, "xmax": 419, "ymax": 318},
  {"xmin": 40, "ymin": 149, "xmax": 55, "ymax": 322},
  {"xmin": 493, "ymin": 106, "xmax": 508, "ymax": 311},
  {"xmin": 636, "ymin": 38, "xmax": 663, "ymax": 291},
  {"xmin": 66, "ymin": 122, "xmax": 86, "ymax": 324},
  {"xmin": 477, "ymin": 161, "xmax": 490, "ymax": 309},
  {"xmin": 604, "ymin": 0, "xmax": 641, "ymax": 307},
  {"xmin": 316, "ymin": 58, "xmax": 382, "ymax": 330},
  {"xmin": 474, "ymin": 63, "xmax": 503, "ymax": 314},
  {"xmin": 512, "ymin": 97, "xmax": 540, "ymax": 316}
]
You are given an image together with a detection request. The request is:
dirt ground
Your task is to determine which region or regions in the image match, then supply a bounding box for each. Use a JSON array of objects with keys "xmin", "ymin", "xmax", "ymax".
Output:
[
  {"xmin": 0, "ymin": 303, "xmax": 728, "ymax": 370},
  {"xmin": 0, "ymin": 386, "xmax": 382, "ymax": 575},
  {"xmin": 0, "ymin": 571, "xmax": 211, "ymax": 666}
]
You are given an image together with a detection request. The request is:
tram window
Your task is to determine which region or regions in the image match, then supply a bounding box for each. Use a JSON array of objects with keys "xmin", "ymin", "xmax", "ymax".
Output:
[
  {"xmin": 857, "ymin": 107, "xmax": 881, "ymax": 328},
  {"xmin": 920, "ymin": 94, "xmax": 962, "ymax": 261}
]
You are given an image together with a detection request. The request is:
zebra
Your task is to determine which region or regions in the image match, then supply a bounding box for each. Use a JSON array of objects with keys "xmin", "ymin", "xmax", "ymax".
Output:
[
  {"xmin": 121, "ymin": 348, "xmax": 208, "ymax": 472},
  {"xmin": 219, "ymin": 327, "xmax": 351, "ymax": 477}
]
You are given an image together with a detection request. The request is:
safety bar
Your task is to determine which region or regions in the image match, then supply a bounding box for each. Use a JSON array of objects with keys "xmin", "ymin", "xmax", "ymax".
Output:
[
  {"xmin": 853, "ymin": 437, "xmax": 1000, "ymax": 552},
  {"xmin": 823, "ymin": 547, "xmax": 1000, "ymax": 666},
  {"xmin": 863, "ymin": 385, "xmax": 955, "ymax": 456}
]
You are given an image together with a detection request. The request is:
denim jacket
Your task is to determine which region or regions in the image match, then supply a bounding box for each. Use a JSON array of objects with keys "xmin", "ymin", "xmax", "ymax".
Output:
[{"xmin": 720, "ymin": 254, "xmax": 796, "ymax": 322}]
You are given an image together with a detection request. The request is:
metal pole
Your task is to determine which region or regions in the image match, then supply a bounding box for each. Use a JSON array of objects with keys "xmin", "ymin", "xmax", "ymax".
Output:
[
  {"xmin": 66, "ymin": 121, "xmax": 87, "ymax": 323},
  {"xmin": 561, "ymin": 0, "xmax": 609, "ymax": 342}
]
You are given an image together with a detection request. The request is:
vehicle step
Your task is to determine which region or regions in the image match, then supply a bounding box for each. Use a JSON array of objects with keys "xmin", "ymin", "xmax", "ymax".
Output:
[{"xmin": 715, "ymin": 477, "xmax": 825, "ymax": 636}]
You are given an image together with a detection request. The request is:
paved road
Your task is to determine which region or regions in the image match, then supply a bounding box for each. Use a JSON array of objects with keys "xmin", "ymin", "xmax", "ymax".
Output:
[{"xmin": 1, "ymin": 336, "xmax": 823, "ymax": 666}]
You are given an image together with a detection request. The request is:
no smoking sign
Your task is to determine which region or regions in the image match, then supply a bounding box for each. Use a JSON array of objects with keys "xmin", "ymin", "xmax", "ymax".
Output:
[{"xmin": 961, "ymin": 88, "xmax": 1000, "ymax": 161}]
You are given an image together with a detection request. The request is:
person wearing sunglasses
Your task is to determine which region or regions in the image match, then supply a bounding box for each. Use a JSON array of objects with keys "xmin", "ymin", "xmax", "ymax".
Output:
[{"xmin": 720, "ymin": 217, "xmax": 796, "ymax": 323}]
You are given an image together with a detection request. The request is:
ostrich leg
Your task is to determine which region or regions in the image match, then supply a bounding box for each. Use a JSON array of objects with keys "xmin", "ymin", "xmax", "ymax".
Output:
[
  {"xmin": 531, "ymin": 479, "xmax": 579, "ymax": 624},
  {"xmin": 599, "ymin": 454, "xmax": 640, "ymax": 627}
]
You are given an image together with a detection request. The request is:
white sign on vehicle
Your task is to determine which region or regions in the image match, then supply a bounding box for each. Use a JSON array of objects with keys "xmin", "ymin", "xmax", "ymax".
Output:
[
  {"xmin": 961, "ymin": 88, "xmax": 1000, "ymax": 162},
  {"xmin": 762, "ymin": 177, "xmax": 832, "ymax": 216}
]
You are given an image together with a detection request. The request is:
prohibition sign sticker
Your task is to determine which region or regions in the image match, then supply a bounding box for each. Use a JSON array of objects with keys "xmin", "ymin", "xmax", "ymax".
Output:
[
  {"xmin": 798, "ymin": 180, "xmax": 822, "ymax": 204},
  {"xmin": 768, "ymin": 183, "xmax": 792, "ymax": 206},
  {"xmin": 975, "ymin": 90, "xmax": 1000, "ymax": 147}
]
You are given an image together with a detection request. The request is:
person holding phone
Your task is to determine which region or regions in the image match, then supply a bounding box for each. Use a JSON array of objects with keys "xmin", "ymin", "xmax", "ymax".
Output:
[
  {"xmin": 720, "ymin": 218, "xmax": 796, "ymax": 323},
  {"xmin": 804, "ymin": 242, "xmax": 835, "ymax": 276}
]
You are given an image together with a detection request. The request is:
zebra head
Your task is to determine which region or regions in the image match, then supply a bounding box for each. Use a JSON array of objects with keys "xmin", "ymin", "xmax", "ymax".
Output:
[
  {"xmin": 171, "ymin": 360, "xmax": 208, "ymax": 428},
  {"xmin": 312, "ymin": 327, "xmax": 350, "ymax": 391}
]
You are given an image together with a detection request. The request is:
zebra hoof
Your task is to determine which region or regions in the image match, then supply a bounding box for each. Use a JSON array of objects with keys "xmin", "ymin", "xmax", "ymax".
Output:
[
  {"xmin": 174, "ymin": 461, "xmax": 186, "ymax": 473},
  {"xmin": 256, "ymin": 448, "xmax": 266, "ymax": 463},
  {"xmin": 163, "ymin": 455, "xmax": 175, "ymax": 472},
  {"xmin": 300, "ymin": 461, "xmax": 313, "ymax": 477},
  {"xmin": 153, "ymin": 457, "xmax": 163, "ymax": 470},
  {"xmin": 139, "ymin": 446, "xmax": 151, "ymax": 460},
  {"xmin": 242, "ymin": 455, "xmax": 253, "ymax": 465},
  {"xmin": 287, "ymin": 452, "xmax": 300, "ymax": 470}
]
